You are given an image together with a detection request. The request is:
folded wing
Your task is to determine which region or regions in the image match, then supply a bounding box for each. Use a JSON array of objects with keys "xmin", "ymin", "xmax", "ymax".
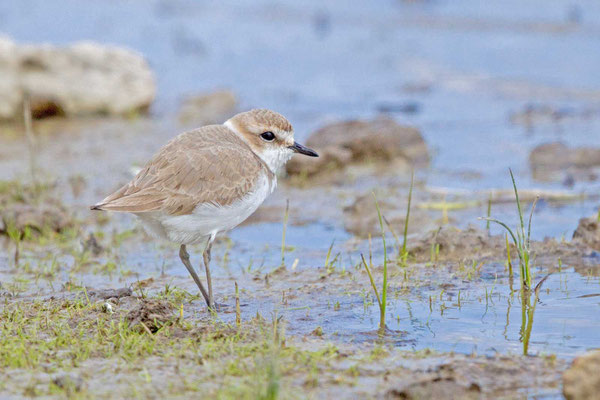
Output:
[{"xmin": 92, "ymin": 125, "xmax": 270, "ymax": 215}]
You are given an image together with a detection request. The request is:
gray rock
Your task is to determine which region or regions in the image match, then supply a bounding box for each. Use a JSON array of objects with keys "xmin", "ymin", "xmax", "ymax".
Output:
[
  {"xmin": 0, "ymin": 203, "xmax": 72, "ymax": 235},
  {"xmin": 286, "ymin": 117, "xmax": 428, "ymax": 177},
  {"xmin": 563, "ymin": 350, "xmax": 600, "ymax": 400},
  {"xmin": 530, "ymin": 142, "xmax": 600, "ymax": 170},
  {"xmin": 178, "ymin": 89, "xmax": 237, "ymax": 126},
  {"xmin": 572, "ymin": 216, "xmax": 600, "ymax": 251},
  {"xmin": 88, "ymin": 287, "xmax": 133, "ymax": 300},
  {"xmin": 285, "ymin": 145, "xmax": 353, "ymax": 177},
  {"xmin": 0, "ymin": 36, "xmax": 155, "ymax": 120},
  {"xmin": 52, "ymin": 373, "xmax": 85, "ymax": 393}
]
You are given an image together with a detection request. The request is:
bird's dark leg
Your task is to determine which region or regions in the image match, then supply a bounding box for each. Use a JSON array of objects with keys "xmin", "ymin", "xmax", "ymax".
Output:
[
  {"xmin": 203, "ymin": 238, "xmax": 215, "ymax": 311},
  {"xmin": 179, "ymin": 244, "xmax": 211, "ymax": 308}
]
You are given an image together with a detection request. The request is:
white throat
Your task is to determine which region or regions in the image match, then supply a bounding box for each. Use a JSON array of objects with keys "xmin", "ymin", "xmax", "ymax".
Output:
[
  {"xmin": 257, "ymin": 146, "xmax": 294, "ymax": 174},
  {"xmin": 224, "ymin": 120, "xmax": 293, "ymax": 174}
]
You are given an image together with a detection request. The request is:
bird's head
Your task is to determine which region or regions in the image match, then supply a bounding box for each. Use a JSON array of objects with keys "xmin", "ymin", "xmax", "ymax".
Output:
[{"xmin": 225, "ymin": 109, "xmax": 318, "ymax": 173}]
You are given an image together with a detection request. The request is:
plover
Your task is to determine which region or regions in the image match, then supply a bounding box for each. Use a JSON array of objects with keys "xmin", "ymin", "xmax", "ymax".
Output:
[{"xmin": 91, "ymin": 109, "xmax": 318, "ymax": 310}]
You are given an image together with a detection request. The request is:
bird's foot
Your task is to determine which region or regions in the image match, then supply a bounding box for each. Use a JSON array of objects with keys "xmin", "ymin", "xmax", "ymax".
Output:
[{"xmin": 206, "ymin": 302, "xmax": 230, "ymax": 313}]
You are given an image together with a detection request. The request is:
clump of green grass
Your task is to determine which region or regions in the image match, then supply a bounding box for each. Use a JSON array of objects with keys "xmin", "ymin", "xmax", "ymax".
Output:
[
  {"xmin": 6, "ymin": 221, "xmax": 23, "ymax": 266},
  {"xmin": 521, "ymin": 274, "xmax": 549, "ymax": 355},
  {"xmin": 360, "ymin": 194, "xmax": 388, "ymax": 335},
  {"xmin": 480, "ymin": 169, "xmax": 537, "ymax": 291},
  {"xmin": 323, "ymin": 240, "xmax": 342, "ymax": 275},
  {"xmin": 360, "ymin": 176, "xmax": 414, "ymax": 334},
  {"xmin": 0, "ymin": 294, "xmax": 355, "ymax": 398}
]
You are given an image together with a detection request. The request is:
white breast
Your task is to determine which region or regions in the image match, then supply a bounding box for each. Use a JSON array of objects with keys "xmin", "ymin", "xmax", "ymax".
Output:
[{"xmin": 135, "ymin": 172, "xmax": 276, "ymax": 245}]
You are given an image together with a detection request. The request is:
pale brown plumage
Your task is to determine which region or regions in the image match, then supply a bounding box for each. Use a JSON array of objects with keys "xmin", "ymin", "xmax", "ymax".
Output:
[
  {"xmin": 92, "ymin": 124, "xmax": 274, "ymax": 215},
  {"xmin": 90, "ymin": 109, "xmax": 317, "ymax": 312}
]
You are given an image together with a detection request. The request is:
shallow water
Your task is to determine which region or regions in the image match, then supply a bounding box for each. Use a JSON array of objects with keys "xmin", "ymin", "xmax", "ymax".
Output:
[
  {"xmin": 196, "ymin": 227, "xmax": 600, "ymax": 359},
  {"xmin": 1, "ymin": 0, "xmax": 599, "ymax": 236}
]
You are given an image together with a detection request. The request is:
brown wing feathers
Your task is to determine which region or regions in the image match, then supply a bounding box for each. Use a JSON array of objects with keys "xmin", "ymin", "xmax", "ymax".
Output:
[{"xmin": 91, "ymin": 125, "xmax": 270, "ymax": 215}]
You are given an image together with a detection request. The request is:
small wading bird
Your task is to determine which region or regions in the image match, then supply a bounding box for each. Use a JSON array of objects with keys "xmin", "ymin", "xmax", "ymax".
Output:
[{"xmin": 91, "ymin": 109, "xmax": 318, "ymax": 311}]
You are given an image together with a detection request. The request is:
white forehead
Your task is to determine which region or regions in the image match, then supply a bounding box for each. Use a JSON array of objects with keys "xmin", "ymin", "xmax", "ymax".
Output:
[{"xmin": 276, "ymin": 128, "xmax": 294, "ymax": 140}]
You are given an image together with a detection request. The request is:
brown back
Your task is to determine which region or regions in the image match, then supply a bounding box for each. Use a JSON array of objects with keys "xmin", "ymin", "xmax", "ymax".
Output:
[{"xmin": 93, "ymin": 125, "xmax": 272, "ymax": 215}]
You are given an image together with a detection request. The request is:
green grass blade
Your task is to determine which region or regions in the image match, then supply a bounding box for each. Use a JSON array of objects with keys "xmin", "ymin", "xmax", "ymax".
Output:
[
  {"xmin": 526, "ymin": 196, "xmax": 539, "ymax": 248},
  {"xmin": 506, "ymin": 233, "xmax": 513, "ymax": 277},
  {"xmin": 360, "ymin": 254, "xmax": 382, "ymax": 310},
  {"xmin": 509, "ymin": 168, "xmax": 526, "ymax": 237},
  {"xmin": 383, "ymin": 216, "xmax": 401, "ymax": 257},
  {"xmin": 479, "ymin": 217, "xmax": 519, "ymax": 248},
  {"xmin": 324, "ymin": 240, "xmax": 335, "ymax": 269},
  {"xmin": 373, "ymin": 193, "xmax": 388, "ymax": 333},
  {"xmin": 401, "ymin": 171, "xmax": 414, "ymax": 265}
]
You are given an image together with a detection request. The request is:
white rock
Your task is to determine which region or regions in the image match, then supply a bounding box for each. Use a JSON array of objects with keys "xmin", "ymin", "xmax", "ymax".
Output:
[{"xmin": 0, "ymin": 36, "xmax": 155, "ymax": 120}]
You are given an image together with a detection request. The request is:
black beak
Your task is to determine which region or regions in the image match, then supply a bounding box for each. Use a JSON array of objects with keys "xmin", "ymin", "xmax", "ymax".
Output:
[{"xmin": 288, "ymin": 141, "xmax": 319, "ymax": 157}]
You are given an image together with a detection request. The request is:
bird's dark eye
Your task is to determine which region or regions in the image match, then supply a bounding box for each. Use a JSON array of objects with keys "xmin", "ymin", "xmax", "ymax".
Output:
[{"xmin": 260, "ymin": 131, "xmax": 276, "ymax": 141}]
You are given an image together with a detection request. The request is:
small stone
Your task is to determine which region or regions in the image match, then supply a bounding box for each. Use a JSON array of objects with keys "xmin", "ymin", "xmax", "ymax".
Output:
[
  {"xmin": 573, "ymin": 216, "xmax": 600, "ymax": 251},
  {"xmin": 311, "ymin": 326, "xmax": 324, "ymax": 336},
  {"xmin": 102, "ymin": 302, "xmax": 114, "ymax": 314},
  {"xmin": 530, "ymin": 142, "xmax": 600, "ymax": 170},
  {"xmin": 386, "ymin": 377, "xmax": 480, "ymax": 400},
  {"xmin": 563, "ymin": 350, "xmax": 600, "ymax": 400},
  {"xmin": 88, "ymin": 287, "xmax": 132, "ymax": 300},
  {"xmin": 83, "ymin": 233, "xmax": 103, "ymax": 256},
  {"xmin": 0, "ymin": 203, "xmax": 72, "ymax": 236},
  {"xmin": 178, "ymin": 90, "xmax": 237, "ymax": 126},
  {"xmin": 286, "ymin": 146, "xmax": 352, "ymax": 177},
  {"xmin": 52, "ymin": 373, "xmax": 85, "ymax": 393}
]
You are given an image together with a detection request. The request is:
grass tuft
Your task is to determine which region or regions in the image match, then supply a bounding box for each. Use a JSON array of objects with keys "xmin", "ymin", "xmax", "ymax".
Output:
[
  {"xmin": 360, "ymin": 193, "xmax": 388, "ymax": 335},
  {"xmin": 480, "ymin": 169, "xmax": 537, "ymax": 291}
]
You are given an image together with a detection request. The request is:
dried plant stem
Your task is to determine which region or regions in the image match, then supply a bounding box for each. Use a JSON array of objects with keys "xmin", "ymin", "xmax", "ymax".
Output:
[
  {"xmin": 360, "ymin": 254, "xmax": 382, "ymax": 311},
  {"xmin": 23, "ymin": 96, "xmax": 38, "ymax": 188},
  {"xmin": 235, "ymin": 282, "xmax": 241, "ymax": 328}
]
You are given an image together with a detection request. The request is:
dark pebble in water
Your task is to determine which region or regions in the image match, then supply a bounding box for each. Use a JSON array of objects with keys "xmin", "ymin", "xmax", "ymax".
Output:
[
  {"xmin": 584, "ymin": 250, "xmax": 600, "ymax": 263},
  {"xmin": 88, "ymin": 287, "xmax": 133, "ymax": 299},
  {"xmin": 377, "ymin": 102, "xmax": 421, "ymax": 114}
]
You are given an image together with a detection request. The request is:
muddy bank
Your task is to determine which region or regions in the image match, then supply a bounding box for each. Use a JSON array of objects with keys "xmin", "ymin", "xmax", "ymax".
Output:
[
  {"xmin": 0, "ymin": 293, "xmax": 567, "ymax": 399},
  {"xmin": 340, "ymin": 180, "xmax": 587, "ymax": 239},
  {"xmin": 343, "ymin": 191, "xmax": 435, "ymax": 238},
  {"xmin": 0, "ymin": 190, "xmax": 598, "ymax": 398}
]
